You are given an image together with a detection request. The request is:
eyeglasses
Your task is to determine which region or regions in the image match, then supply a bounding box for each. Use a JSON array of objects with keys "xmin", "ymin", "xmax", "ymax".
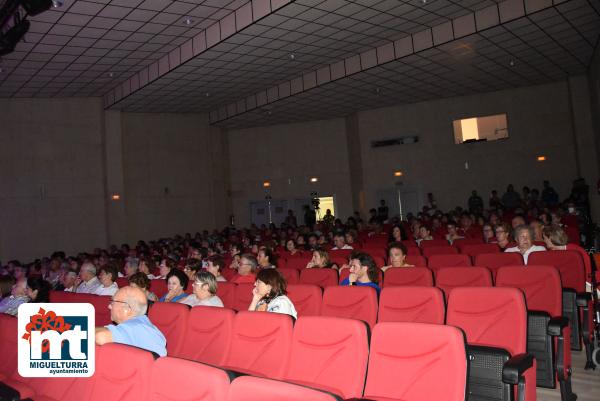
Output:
[
  {"xmin": 192, "ymin": 281, "xmax": 206, "ymax": 287},
  {"xmin": 110, "ymin": 299, "xmax": 130, "ymax": 308}
]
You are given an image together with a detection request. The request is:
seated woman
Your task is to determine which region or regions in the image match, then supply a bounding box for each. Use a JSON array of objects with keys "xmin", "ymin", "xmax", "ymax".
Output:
[
  {"xmin": 494, "ymin": 222, "xmax": 513, "ymax": 250},
  {"xmin": 128, "ymin": 272, "xmax": 158, "ymax": 303},
  {"xmin": 305, "ymin": 249, "xmax": 338, "ymax": 269},
  {"xmin": 257, "ymin": 247, "xmax": 277, "ymax": 269},
  {"xmin": 445, "ymin": 221, "xmax": 464, "ymax": 244},
  {"xmin": 340, "ymin": 252, "xmax": 381, "ymax": 294},
  {"xmin": 26, "ymin": 277, "xmax": 51, "ymax": 303},
  {"xmin": 206, "ymin": 255, "xmax": 227, "ymax": 282},
  {"xmin": 381, "ymin": 242, "xmax": 414, "ymax": 272},
  {"xmin": 482, "ymin": 223, "xmax": 495, "ymax": 243},
  {"xmin": 249, "ymin": 269, "xmax": 297, "ymax": 319},
  {"xmin": 285, "ymin": 239, "xmax": 301, "ymax": 257},
  {"xmin": 415, "ymin": 226, "xmax": 434, "ymax": 245},
  {"xmin": 159, "ymin": 269, "xmax": 189, "ymax": 302},
  {"xmin": 138, "ymin": 256, "xmax": 158, "ymax": 279},
  {"xmin": 542, "ymin": 225, "xmax": 569, "ymax": 250},
  {"xmin": 183, "ymin": 259, "xmax": 202, "ymax": 282},
  {"xmin": 388, "ymin": 224, "xmax": 406, "ymax": 243},
  {"xmin": 154, "ymin": 258, "xmax": 174, "ymax": 280},
  {"xmin": 230, "ymin": 254, "xmax": 257, "ymax": 284},
  {"xmin": 0, "ymin": 276, "xmax": 15, "ymax": 300},
  {"xmin": 505, "ymin": 225, "xmax": 546, "ymax": 264},
  {"xmin": 95, "ymin": 264, "xmax": 119, "ymax": 296},
  {"xmin": 180, "ymin": 271, "xmax": 224, "ymax": 307},
  {"xmin": 0, "ymin": 278, "xmax": 29, "ymax": 316}
]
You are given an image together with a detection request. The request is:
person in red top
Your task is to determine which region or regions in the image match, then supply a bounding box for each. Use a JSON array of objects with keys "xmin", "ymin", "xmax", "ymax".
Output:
[{"xmin": 230, "ymin": 253, "xmax": 257, "ymax": 284}]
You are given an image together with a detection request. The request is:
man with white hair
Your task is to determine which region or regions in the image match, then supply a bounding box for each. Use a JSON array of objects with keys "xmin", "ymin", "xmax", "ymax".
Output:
[
  {"xmin": 75, "ymin": 262, "xmax": 101, "ymax": 294},
  {"xmin": 505, "ymin": 224, "xmax": 546, "ymax": 264},
  {"xmin": 95, "ymin": 286, "xmax": 166, "ymax": 356}
]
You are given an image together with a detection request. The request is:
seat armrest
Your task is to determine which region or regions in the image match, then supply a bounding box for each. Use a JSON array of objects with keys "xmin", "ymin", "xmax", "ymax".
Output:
[
  {"xmin": 502, "ymin": 353, "xmax": 534, "ymax": 385},
  {"xmin": 547, "ymin": 316, "xmax": 569, "ymax": 336},
  {"xmin": 576, "ymin": 292, "xmax": 591, "ymax": 307}
]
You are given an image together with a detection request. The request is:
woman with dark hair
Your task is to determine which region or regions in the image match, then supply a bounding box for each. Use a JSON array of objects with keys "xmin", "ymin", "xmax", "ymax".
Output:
[
  {"xmin": 257, "ymin": 247, "xmax": 277, "ymax": 269},
  {"xmin": 388, "ymin": 225, "xmax": 406, "ymax": 243},
  {"xmin": 26, "ymin": 277, "xmax": 51, "ymax": 303},
  {"xmin": 128, "ymin": 272, "xmax": 158, "ymax": 302},
  {"xmin": 95, "ymin": 264, "xmax": 119, "ymax": 296},
  {"xmin": 159, "ymin": 269, "xmax": 189, "ymax": 303},
  {"xmin": 381, "ymin": 242, "xmax": 413, "ymax": 272},
  {"xmin": 249, "ymin": 269, "xmax": 297, "ymax": 319},
  {"xmin": 0, "ymin": 276, "xmax": 15, "ymax": 300}
]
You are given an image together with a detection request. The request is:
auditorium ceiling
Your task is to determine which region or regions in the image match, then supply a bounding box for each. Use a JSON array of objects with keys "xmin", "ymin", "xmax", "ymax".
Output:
[{"xmin": 0, "ymin": 0, "xmax": 599, "ymax": 127}]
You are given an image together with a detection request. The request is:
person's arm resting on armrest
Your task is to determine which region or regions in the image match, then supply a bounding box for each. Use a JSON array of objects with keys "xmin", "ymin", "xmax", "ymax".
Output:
[{"xmin": 95, "ymin": 327, "xmax": 113, "ymax": 345}]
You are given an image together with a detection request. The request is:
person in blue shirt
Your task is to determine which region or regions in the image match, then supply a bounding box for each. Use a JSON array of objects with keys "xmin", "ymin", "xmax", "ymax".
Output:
[
  {"xmin": 159, "ymin": 268, "xmax": 189, "ymax": 303},
  {"xmin": 95, "ymin": 286, "xmax": 167, "ymax": 357},
  {"xmin": 340, "ymin": 252, "xmax": 381, "ymax": 294}
]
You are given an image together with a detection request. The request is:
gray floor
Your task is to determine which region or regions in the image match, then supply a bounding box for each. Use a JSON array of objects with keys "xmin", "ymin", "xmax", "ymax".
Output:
[{"xmin": 536, "ymin": 348, "xmax": 600, "ymax": 401}]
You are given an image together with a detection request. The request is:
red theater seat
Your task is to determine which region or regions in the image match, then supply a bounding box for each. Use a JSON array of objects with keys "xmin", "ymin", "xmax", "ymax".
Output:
[
  {"xmin": 422, "ymin": 246, "xmax": 458, "ymax": 258},
  {"xmin": 232, "ymin": 283, "xmax": 254, "ymax": 311},
  {"xmin": 405, "ymin": 255, "xmax": 427, "ymax": 266},
  {"xmin": 474, "ymin": 252, "xmax": 523, "ymax": 277},
  {"xmin": 321, "ymin": 286, "xmax": 378, "ymax": 329},
  {"xmin": 447, "ymin": 287, "xmax": 536, "ymax": 401},
  {"xmin": 378, "ymin": 286, "xmax": 445, "ymax": 324},
  {"xmin": 286, "ymin": 256, "xmax": 312, "ymax": 271},
  {"xmin": 149, "ymin": 357, "xmax": 230, "ymax": 401},
  {"xmin": 299, "ymin": 268, "xmax": 338, "ymax": 287},
  {"xmin": 363, "ymin": 322, "xmax": 467, "ymax": 401},
  {"xmin": 383, "ymin": 267, "xmax": 433, "ymax": 287},
  {"xmin": 228, "ymin": 376, "xmax": 340, "ymax": 401},
  {"xmin": 216, "ymin": 281, "xmax": 236, "ymax": 309},
  {"xmin": 176, "ymin": 306, "xmax": 235, "ymax": 365},
  {"xmin": 435, "ymin": 267, "xmax": 492, "ymax": 301},
  {"xmin": 277, "ymin": 268, "xmax": 299, "ymax": 284},
  {"xmin": 460, "ymin": 243, "xmax": 500, "ymax": 257},
  {"xmin": 427, "ymin": 253, "xmax": 471, "ymax": 270},
  {"xmin": 223, "ymin": 311, "xmax": 293, "ymax": 379},
  {"xmin": 419, "ymin": 239, "xmax": 450, "ymax": 248},
  {"xmin": 0, "ymin": 314, "xmax": 17, "ymax": 381},
  {"xmin": 149, "ymin": 279, "xmax": 168, "ymax": 299},
  {"xmin": 286, "ymin": 284, "xmax": 322, "ymax": 316},
  {"xmin": 284, "ymin": 316, "xmax": 369, "ymax": 399},
  {"xmin": 148, "ymin": 302, "xmax": 189, "ymax": 356},
  {"xmin": 339, "ymin": 268, "xmax": 382, "ymax": 285}
]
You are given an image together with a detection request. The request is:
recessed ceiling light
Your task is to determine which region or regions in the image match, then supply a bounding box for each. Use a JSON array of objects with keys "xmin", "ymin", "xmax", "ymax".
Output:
[
  {"xmin": 184, "ymin": 17, "xmax": 193, "ymax": 26},
  {"xmin": 205, "ymin": 92, "xmax": 210, "ymax": 97},
  {"xmin": 509, "ymin": 59, "xmax": 515, "ymax": 67},
  {"xmin": 289, "ymin": 53, "xmax": 296, "ymax": 60},
  {"xmin": 108, "ymin": 72, "xmax": 114, "ymax": 78},
  {"xmin": 375, "ymin": 87, "xmax": 381, "ymax": 95},
  {"xmin": 52, "ymin": 0, "xmax": 63, "ymax": 8},
  {"xmin": 263, "ymin": 181, "xmax": 271, "ymax": 188},
  {"xmin": 421, "ymin": 0, "xmax": 427, "ymax": 4},
  {"xmin": 310, "ymin": 177, "xmax": 318, "ymax": 183},
  {"xmin": 537, "ymin": 156, "xmax": 546, "ymax": 161},
  {"xmin": 394, "ymin": 171, "xmax": 403, "ymax": 177}
]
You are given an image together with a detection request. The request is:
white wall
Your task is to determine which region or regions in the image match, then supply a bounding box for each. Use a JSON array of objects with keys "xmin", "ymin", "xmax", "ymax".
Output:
[
  {"xmin": 226, "ymin": 118, "xmax": 353, "ymax": 228},
  {"xmin": 0, "ymin": 98, "xmax": 107, "ymax": 261}
]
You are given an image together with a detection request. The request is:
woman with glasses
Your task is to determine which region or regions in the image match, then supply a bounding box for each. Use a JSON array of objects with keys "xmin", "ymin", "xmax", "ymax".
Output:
[
  {"xmin": 494, "ymin": 222, "xmax": 513, "ymax": 250},
  {"xmin": 179, "ymin": 271, "xmax": 223, "ymax": 307},
  {"xmin": 95, "ymin": 264, "xmax": 119, "ymax": 296},
  {"xmin": 249, "ymin": 269, "xmax": 297, "ymax": 319}
]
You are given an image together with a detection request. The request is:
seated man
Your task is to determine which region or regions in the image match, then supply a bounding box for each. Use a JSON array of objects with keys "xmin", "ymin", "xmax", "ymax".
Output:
[
  {"xmin": 0, "ymin": 278, "xmax": 29, "ymax": 316},
  {"xmin": 505, "ymin": 225, "xmax": 545, "ymax": 264},
  {"xmin": 331, "ymin": 233, "xmax": 353, "ymax": 250},
  {"xmin": 340, "ymin": 252, "xmax": 380, "ymax": 294},
  {"xmin": 230, "ymin": 253, "xmax": 257, "ymax": 284},
  {"xmin": 75, "ymin": 262, "xmax": 101, "ymax": 294},
  {"xmin": 95, "ymin": 286, "xmax": 166, "ymax": 357}
]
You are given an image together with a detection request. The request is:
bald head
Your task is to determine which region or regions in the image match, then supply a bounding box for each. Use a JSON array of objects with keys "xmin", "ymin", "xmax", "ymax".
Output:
[{"xmin": 110, "ymin": 286, "xmax": 148, "ymax": 323}]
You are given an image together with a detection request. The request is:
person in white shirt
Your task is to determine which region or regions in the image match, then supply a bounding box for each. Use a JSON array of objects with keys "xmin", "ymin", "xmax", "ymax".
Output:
[
  {"xmin": 180, "ymin": 271, "xmax": 224, "ymax": 307},
  {"xmin": 60, "ymin": 270, "xmax": 78, "ymax": 292},
  {"xmin": 249, "ymin": 269, "xmax": 297, "ymax": 319},
  {"xmin": 95, "ymin": 264, "xmax": 119, "ymax": 296},
  {"xmin": 75, "ymin": 262, "xmax": 101, "ymax": 294},
  {"xmin": 505, "ymin": 225, "xmax": 546, "ymax": 264},
  {"xmin": 331, "ymin": 233, "xmax": 353, "ymax": 250}
]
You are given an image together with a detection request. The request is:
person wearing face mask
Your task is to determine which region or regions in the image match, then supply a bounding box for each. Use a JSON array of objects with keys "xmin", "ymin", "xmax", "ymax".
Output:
[
  {"xmin": 504, "ymin": 225, "xmax": 546, "ymax": 264},
  {"xmin": 0, "ymin": 278, "xmax": 30, "ymax": 316},
  {"xmin": 159, "ymin": 269, "xmax": 189, "ymax": 303}
]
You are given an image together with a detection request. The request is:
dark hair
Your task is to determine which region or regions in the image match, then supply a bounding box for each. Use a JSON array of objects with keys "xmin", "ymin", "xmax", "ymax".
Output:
[
  {"xmin": 128, "ymin": 272, "xmax": 151, "ymax": 290},
  {"xmin": 350, "ymin": 251, "xmax": 379, "ymax": 283},
  {"xmin": 0, "ymin": 276, "xmax": 15, "ymax": 298},
  {"xmin": 258, "ymin": 247, "xmax": 277, "ymax": 266},
  {"xmin": 387, "ymin": 242, "xmax": 408, "ymax": 257},
  {"xmin": 27, "ymin": 277, "xmax": 51, "ymax": 303},
  {"xmin": 207, "ymin": 255, "xmax": 224, "ymax": 271},
  {"xmin": 166, "ymin": 268, "xmax": 189, "ymax": 290},
  {"xmin": 99, "ymin": 264, "xmax": 119, "ymax": 282},
  {"xmin": 256, "ymin": 269, "xmax": 287, "ymax": 301},
  {"xmin": 184, "ymin": 259, "xmax": 202, "ymax": 273}
]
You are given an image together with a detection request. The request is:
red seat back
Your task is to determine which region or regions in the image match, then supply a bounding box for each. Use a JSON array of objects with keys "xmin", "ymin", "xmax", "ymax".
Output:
[
  {"xmin": 378, "ymin": 286, "xmax": 445, "ymax": 324},
  {"xmin": 435, "ymin": 267, "xmax": 493, "ymax": 301},
  {"xmin": 460, "ymin": 243, "xmax": 500, "ymax": 257},
  {"xmin": 286, "ymin": 256, "xmax": 312, "ymax": 271},
  {"xmin": 216, "ymin": 281, "xmax": 236, "ymax": 309},
  {"xmin": 528, "ymin": 250, "xmax": 586, "ymax": 292},
  {"xmin": 299, "ymin": 268, "xmax": 338, "ymax": 287},
  {"xmin": 383, "ymin": 267, "xmax": 433, "ymax": 287},
  {"xmin": 0, "ymin": 314, "xmax": 17, "ymax": 379},
  {"xmin": 149, "ymin": 279, "xmax": 168, "ymax": 299},
  {"xmin": 232, "ymin": 283, "xmax": 254, "ymax": 311},
  {"xmin": 115, "ymin": 277, "xmax": 129, "ymax": 288},
  {"xmin": 363, "ymin": 323, "xmax": 467, "ymax": 401},
  {"xmin": 287, "ymin": 284, "xmax": 322, "ymax": 316},
  {"xmin": 329, "ymin": 249, "xmax": 353, "ymax": 261},
  {"xmin": 453, "ymin": 238, "xmax": 485, "ymax": 249},
  {"xmin": 284, "ymin": 316, "xmax": 369, "ymax": 399},
  {"xmin": 224, "ymin": 311, "xmax": 293, "ymax": 379},
  {"xmin": 88, "ymin": 295, "xmax": 112, "ymax": 326},
  {"xmin": 474, "ymin": 252, "xmax": 523, "ymax": 276},
  {"xmin": 49, "ymin": 290, "xmax": 79, "ymax": 303},
  {"xmin": 447, "ymin": 287, "xmax": 527, "ymax": 356},
  {"xmin": 339, "ymin": 268, "xmax": 382, "ymax": 285},
  {"xmin": 221, "ymin": 268, "xmax": 237, "ymax": 281},
  {"xmin": 177, "ymin": 306, "xmax": 235, "ymax": 365},
  {"xmin": 228, "ymin": 376, "xmax": 339, "ymax": 401},
  {"xmin": 428, "ymin": 254, "xmax": 472, "ymax": 270},
  {"xmin": 362, "ymin": 247, "xmax": 386, "ymax": 259},
  {"xmin": 419, "ymin": 239, "xmax": 451, "ymax": 248},
  {"xmin": 149, "ymin": 357, "xmax": 230, "ymax": 401},
  {"xmin": 148, "ymin": 302, "xmax": 189, "ymax": 356},
  {"xmin": 321, "ymin": 286, "xmax": 378, "ymax": 329},
  {"xmin": 405, "ymin": 255, "xmax": 427, "ymax": 266},
  {"xmin": 406, "ymin": 246, "xmax": 422, "ymax": 256},
  {"xmin": 422, "ymin": 246, "xmax": 458, "ymax": 258},
  {"xmin": 277, "ymin": 268, "xmax": 299, "ymax": 284}
]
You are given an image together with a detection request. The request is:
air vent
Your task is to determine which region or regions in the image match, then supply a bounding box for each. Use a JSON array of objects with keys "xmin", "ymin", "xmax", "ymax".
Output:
[{"xmin": 371, "ymin": 136, "xmax": 419, "ymax": 148}]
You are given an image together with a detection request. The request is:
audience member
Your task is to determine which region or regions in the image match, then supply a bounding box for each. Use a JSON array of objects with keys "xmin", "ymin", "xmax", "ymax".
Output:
[
  {"xmin": 306, "ymin": 249, "xmax": 337, "ymax": 269},
  {"xmin": 415, "ymin": 226, "xmax": 433, "ymax": 245},
  {"xmin": 230, "ymin": 254, "xmax": 258, "ymax": 284},
  {"xmin": 58, "ymin": 269, "xmax": 78, "ymax": 292},
  {"xmin": 445, "ymin": 221, "xmax": 464, "ymax": 244},
  {"xmin": 381, "ymin": 242, "xmax": 414, "ymax": 272},
  {"xmin": 249, "ymin": 269, "xmax": 297, "ymax": 319},
  {"xmin": 0, "ymin": 276, "xmax": 15, "ymax": 299},
  {"xmin": 180, "ymin": 271, "xmax": 223, "ymax": 307},
  {"xmin": 75, "ymin": 262, "xmax": 101, "ymax": 294},
  {"xmin": 340, "ymin": 252, "xmax": 380, "ymax": 294},
  {"xmin": 494, "ymin": 222, "xmax": 512, "ymax": 250},
  {"xmin": 505, "ymin": 225, "xmax": 546, "ymax": 264},
  {"xmin": 95, "ymin": 264, "xmax": 119, "ymax": 296},
  {"xmin": 26, "ymin": 277, "xmax": 51, "ymax": 303},
  {"xmin": 541, "ymin": 180, "xmax": 559, "ymax": 207},
  {"xmin": 482, "ymin": 223, "xmax": 495, "ymax": 243},
  {"xmin": 529, "ymin": 219, "xmax": 544, "ymax": 242},
  {"xmin": 0, "ymin": 278, "xmax": 29, "ymax": 316},
  {"xmin": 257, "ymin": 247, "xmax": 277, "ymax": 269},
  {"xmin": 95, "ymin": 286, "xmax": 166, "ymax": 356},
  {"xmin": 183, "ymin": 259, "xmax": 202, "ymax": 282},
  {"xmin": 206, "ymin": 255, "xmax": 226, "ymax": 282},
  {"xmin": 128, "ymin": 272, "xmax": 158, "ymax": 302},
  {"xmin": 331, "ymin": 233, "xmax": 353, "ymax": 250},
  {"xmin": 159, "ymin": 269, "xmax": 189, "ymax": 302}
]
